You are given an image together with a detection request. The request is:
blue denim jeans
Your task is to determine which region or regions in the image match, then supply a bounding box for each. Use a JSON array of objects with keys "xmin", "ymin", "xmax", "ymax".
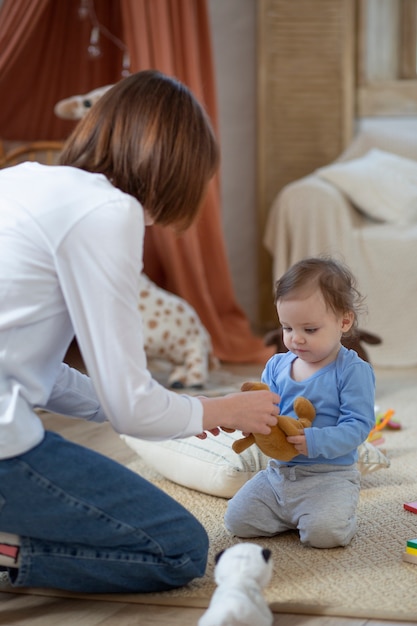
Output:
[{"xmin": 0, "ymin": 431, "xmax": 208, "ymax": 593}]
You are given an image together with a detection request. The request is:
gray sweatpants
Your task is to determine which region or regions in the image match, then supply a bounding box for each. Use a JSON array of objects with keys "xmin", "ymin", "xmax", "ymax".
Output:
[{"xmin": 224, "ymin": 462, "xmax": 361, "ymax": 549}]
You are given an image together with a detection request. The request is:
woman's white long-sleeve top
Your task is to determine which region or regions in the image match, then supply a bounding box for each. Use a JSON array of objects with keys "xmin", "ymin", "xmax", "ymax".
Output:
[{"xmin": 0, "ymin": 163, "xmax": 203, "ymax": 459}]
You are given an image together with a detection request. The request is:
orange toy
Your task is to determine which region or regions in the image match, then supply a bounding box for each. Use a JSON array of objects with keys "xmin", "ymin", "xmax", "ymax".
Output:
[
  {"xmin": 231, "ymin": 382, "xmax": 316, "ymax": 462},
  {"xmin": 367, "ymin": 408, "xmax": 398, "ymax": 445}
]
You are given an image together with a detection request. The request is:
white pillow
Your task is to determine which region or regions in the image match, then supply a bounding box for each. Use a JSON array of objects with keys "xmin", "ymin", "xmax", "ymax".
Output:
[
  {"xmin": 317, "ymin": 148, "xmax": 417, "ymax": 224},
  {"xmin": 121, "ymin": 430, "xmax": 270, "ymax": 498},
  {"xmin": 121, "ymin": 432, "xmax": 389, "ymax": 498}
]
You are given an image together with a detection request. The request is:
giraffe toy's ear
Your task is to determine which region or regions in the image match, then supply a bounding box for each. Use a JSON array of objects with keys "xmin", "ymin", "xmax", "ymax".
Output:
[{"xmin": 54, "ymin": 85, "xmax": 114, "ymax": 120}]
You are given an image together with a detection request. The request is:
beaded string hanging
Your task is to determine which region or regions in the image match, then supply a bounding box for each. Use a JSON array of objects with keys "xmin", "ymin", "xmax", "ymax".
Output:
[{"xmin": 78, "ymin": 0, "xmax": 130, "ymax": 77}]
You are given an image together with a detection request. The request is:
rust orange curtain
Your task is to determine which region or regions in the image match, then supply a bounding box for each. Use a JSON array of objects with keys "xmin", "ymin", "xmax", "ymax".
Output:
[
  {"xmin": 0, "ymin": 0, "xmax": 273, "ymax": 364},
  {"xmin": 0, "ymin": 0, "xmax": 124, "ymax": 140}
]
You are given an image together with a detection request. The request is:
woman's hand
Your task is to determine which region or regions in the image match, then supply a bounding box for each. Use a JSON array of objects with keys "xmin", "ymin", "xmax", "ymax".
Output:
[
  {"xmin": 199, "ymin": 390, "xmax": 280, "ymax": 436},
  {"xmin": 195, "ymin": 427, "xmax": 220, "ymax": 440},
  {"xmin": 195, "ymin": 396, "xmax": 222, "ymax": 438}
]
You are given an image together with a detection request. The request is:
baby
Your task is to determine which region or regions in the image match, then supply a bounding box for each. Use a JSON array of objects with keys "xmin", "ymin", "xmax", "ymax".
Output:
[{"xmin": 225, "ymin": 257, "xmax": 375, "ymax": 548}]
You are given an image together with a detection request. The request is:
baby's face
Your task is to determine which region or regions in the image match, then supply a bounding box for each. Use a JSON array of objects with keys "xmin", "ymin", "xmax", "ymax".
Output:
[{"xmin": 277, "ymin": 290, "xmax": 353, "ymax": 367}]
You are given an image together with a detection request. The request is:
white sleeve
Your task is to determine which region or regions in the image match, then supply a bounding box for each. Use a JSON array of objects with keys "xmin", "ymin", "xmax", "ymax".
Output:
[
  {"xmin": 55, "ymin": 196, "xmax": 203, "ymax": 440},
  {"xmin": 42, "ymin": 363, "xmax": 107, "ymax": 423}
]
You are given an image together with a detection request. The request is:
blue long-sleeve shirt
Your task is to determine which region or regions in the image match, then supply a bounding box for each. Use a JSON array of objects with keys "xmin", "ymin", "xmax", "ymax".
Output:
[{"xmin": 262, "ymin": 346, "xmax": 375, "ymax": 466}]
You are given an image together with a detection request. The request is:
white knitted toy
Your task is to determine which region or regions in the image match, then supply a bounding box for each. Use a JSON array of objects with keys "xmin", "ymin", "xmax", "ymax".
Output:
[
  {"xmin": 54, "ymin": 87, "xmax": 217, "ymax": 388},
  {"xmin": 198, "ymin": 542, "xmax": 274, "ymax": 626}
]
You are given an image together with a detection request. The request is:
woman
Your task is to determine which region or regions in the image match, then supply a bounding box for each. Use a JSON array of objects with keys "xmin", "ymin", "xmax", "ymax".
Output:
[{"xmin": 0, "ymin": 70, "xmax": 279, "ymax": 593}]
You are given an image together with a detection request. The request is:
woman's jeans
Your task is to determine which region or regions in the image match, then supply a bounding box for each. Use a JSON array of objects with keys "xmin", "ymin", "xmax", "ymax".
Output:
[{"xmin": 0, "ymin": 431, "xmax": 208, "ymax": 593}]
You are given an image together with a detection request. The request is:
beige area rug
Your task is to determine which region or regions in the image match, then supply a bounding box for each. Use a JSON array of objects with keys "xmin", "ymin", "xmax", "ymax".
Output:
[{"xmin": 4, "ymin": 366, "xmax": 417, "ymax": 621}]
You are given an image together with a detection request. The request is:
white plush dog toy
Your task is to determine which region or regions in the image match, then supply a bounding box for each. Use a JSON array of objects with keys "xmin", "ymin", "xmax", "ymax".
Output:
[
  {"xmin": 198, "ymin": 542, "xmax": 274, "ymax": 626},
  {"xmin": 54, "ymin": 87, "xmax": 217, "ymax": 388}
]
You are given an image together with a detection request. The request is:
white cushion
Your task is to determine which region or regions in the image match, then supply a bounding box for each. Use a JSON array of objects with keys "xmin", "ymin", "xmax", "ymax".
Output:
[
  {"xmin": 122, "ymin": 432, "xmax": 390, "ymax": 498},
  {"xmin": 121, "ymin": 430, "xmax": 270, "ymax": 498},
  {"xmin": 317, "ymin": 149, "xmax": 417, "ymax": 224}
]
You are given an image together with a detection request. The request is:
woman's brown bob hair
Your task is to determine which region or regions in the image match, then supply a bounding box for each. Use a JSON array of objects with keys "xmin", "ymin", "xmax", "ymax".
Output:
[{"xmin": 59, "ymin": 70, "xmax": 219, "ymax": 230}]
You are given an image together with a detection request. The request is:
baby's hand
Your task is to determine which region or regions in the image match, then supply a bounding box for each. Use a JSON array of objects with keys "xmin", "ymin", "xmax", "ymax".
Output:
[{"xmin": 287, "ymin": 434, "xmax": 308, "ymax": 456}]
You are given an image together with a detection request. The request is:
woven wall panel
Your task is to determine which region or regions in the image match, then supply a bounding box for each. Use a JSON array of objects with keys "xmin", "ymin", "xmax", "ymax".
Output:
[{"xmin": 258, "ymin": 0, "xmax": 355, "ymax": 324}]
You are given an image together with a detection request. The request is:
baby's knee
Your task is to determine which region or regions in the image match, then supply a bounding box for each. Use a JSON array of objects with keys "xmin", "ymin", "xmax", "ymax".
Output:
[
  {"xmin": 224, "ymin": 496, "xmax": 273, "ymax": 537},
  {"xmin": 224, "ymin": 500, "xmax": 281, "ymax": 538},
  {"xmin": 224, "ymin": 506, "xmax": 257, "ymax": 537},
  {"xmin": 299, "ymin": 516, "xmax": 356, "ymax": 549}
]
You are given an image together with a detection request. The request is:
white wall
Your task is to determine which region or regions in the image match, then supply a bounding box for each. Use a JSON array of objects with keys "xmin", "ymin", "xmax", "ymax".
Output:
[{"xmin": 208, "ymin": 0, "xmax": 258, "ymax": 324}]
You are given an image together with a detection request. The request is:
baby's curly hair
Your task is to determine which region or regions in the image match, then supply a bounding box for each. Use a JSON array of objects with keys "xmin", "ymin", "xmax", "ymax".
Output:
[{"xmin": 274, "ymin": 257, "xmax": 366, "ymax": 334}]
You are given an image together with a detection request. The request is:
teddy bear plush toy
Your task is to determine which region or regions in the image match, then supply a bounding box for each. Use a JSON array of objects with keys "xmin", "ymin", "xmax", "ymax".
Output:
[
  {"xmin": 198, "ymin": 542, "xmax": 274, "ymax": 626},
  {"xmin": 227, "ymin": 381, "xmax": 316, "ymax": 462},
  {"xmin": 54, "ymin": 87, "xmax": 217, "ymax": 388}
]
